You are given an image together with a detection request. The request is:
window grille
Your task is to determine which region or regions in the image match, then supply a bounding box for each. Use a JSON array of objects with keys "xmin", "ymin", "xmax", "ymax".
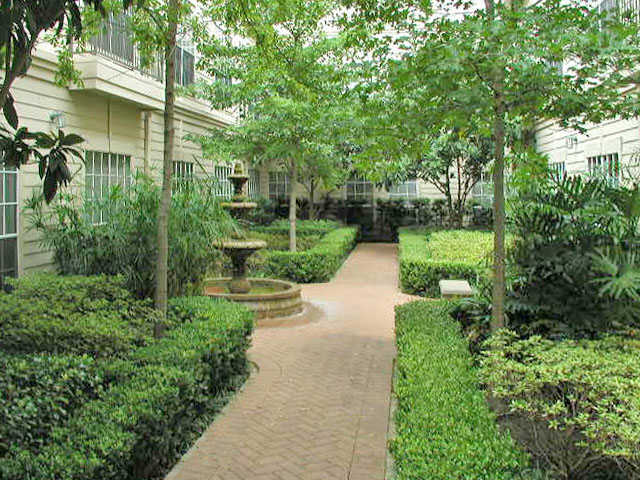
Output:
[
  {"xmin": 269, "ymin": 171, "xmax": 289, "ymax": 200},
  {"xmin": 388, "ymin": 179, "xmax": 418, "ymax": 199},
  {"xmin": 0, "ymin": 166, "xmax": 18, "ymax": 288},
  {"xmin": 85, "ymin": 151, "xmax": 132, "ymax": 224}
]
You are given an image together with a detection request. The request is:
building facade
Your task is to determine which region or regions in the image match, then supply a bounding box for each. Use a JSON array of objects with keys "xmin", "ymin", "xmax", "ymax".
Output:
[{"xmin": 2, "ymin": 23, "xmax": 236, "ymax": 284}]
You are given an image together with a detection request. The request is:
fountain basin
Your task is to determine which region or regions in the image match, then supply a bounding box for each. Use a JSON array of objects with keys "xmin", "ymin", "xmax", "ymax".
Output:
[{"xmin": 204, "ymin": 278, "xmax": 303, "ymax": 320}]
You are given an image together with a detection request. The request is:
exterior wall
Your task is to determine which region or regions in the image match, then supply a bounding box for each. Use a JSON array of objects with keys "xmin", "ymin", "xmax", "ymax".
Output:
[
  {"xmin": 536, "ymin": 116, "xmax": 640, "ymax": 177},
  {"xmin": 5, "ymin": 47, "xmax": 236, "ymax": 277}
]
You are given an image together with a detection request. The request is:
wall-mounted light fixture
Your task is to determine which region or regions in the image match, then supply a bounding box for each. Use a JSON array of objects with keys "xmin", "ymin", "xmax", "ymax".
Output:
[{"xmin": 49, "ymin": 111, "xmax": 65, "ymax": 129}]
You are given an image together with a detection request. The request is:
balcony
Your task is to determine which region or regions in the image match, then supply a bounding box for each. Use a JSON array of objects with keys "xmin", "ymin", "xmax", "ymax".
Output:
[{"xmin": 86, "ymin": 13, "xmax": 195, "ymax": 87}]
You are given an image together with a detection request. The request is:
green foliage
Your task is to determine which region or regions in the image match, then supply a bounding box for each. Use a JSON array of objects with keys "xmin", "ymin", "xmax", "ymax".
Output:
[
  {"xmin": 263, "ymin": 227, "xmax": 357, "ymax": 282},
  {"xmin": 252, "ymin": 219, "xmax": 341, "ymax": 236},
  {"xmin": 392, "ymin": 301, "xmax": 529, "ymax": 480},
  {"xmin": 0, "ymin": 274, "xmax": 158, "ymax": 357},
  {"xmin": 0, "ymin": 296, "xmax": 253, "ymax": 480},
  {"xmin": 0, "ymin": 353, "xmax": 106, "ymax": 458},
  {"xmin": 27, "ymin": 176, "xmax": 236, "ymax": 299},
  {"xmin": 481, "ymin": 330, "xmax": 640, "ymax": 479},
  {"xmin": 398, "ymin": 228, "xmax": 492, "ymax": 296},
  {"xmin": 508, "ymin": 175, "xmax": 640, "ymax": 338}
]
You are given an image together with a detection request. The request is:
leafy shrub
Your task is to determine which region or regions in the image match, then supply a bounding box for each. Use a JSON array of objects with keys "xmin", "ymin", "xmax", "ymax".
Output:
[
  {"xmin": 0, "ymin": 274, "xmax": 159, "ymax": 357},
  {"xmin": 263, "ymin": 227, "xmax": 358, "ymax": 282},
  {"xmin": 481, "ymin": 330, "xmax": 640, "ymax": 479},
  {"xmin": 508, "ymin": 175, "xmax": 640, "ymax": 338},
  {"xmin": 0, "ymin": 297, "xmax": 254, "ymax": 480},
  {"xmin": 252, "ymin": 218, "xmax": 342, "ymax": 236},
  {"xmin": 27, "ymin": 176, "xmax": 236, "ymax": 299},
  {"xmin": 392, "ymin": 301, "xmax": 528, "ymax": 479},
  {"xmin": 398, "ymin": 227, "xmax": 493, "ymax": 296},
  {"xmin": 0, "ymin": 353, "xmax": 106, "ymax": 458},
  {"xmin": 249, "ymin": 231, "xmax": 322, "ymax": 251}
]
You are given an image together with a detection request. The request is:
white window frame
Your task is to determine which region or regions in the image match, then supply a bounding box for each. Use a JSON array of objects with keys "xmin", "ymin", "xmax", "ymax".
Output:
[
  {"xmin": 587, "ymin": 153, "xmax": 620, "ymax": 185},
  {"xmin": 346, "ymin": 176, "xmax": 373, "ymax": 203},
  {"xmin": 0, "ymin": 166, "xmax": 18, "ymax": 286},
  {"xmin": 248, "ymin": 168, "xmax": 261, "ymax": 199},
  {"xmin": 388, "ymin": 179, "xmax": 418, "ymax": 199},
  {"xmin": 550, "ymin": 161, "xmax": 566, "ymax": 179},
  {"xmin": 85, "ymin": 150, "xmax": 132, "ymax": 224},
  {"xmin": 213, "ymin": 165, "xmax": 233, "ymax": 198},
  {"xmin": 269, "ymin": 171, "xmax": 289, "ymax": 200},
  {"xmin": 472, "ymin": 171, "xmax": 494, "ymax": 205}
]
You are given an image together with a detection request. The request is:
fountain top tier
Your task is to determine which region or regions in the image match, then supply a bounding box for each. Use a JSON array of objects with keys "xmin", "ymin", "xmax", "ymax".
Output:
[{"xmin": 222, "ymin": 163, "xmax": 257, "ymax": 210}]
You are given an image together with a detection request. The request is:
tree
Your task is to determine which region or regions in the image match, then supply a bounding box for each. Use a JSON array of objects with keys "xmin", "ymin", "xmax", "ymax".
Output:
[
  {"xmin": 345, "ymin": 0, "xmax": 640, "ymax": 329},
  {"xmin": 410, "ymin": 130, "xmax": 492, "ymax": 228},
  {"xmin": 195, "ymin": 0, "xmax": 354, "ymax": 252}
]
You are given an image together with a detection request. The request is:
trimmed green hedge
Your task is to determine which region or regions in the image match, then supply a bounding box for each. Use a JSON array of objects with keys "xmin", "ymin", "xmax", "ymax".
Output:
[
  {"xmin": 399, "ymin": 228, "xmax": 493, "ymax": 296},
  {"xmin": 252, "ymin": 219, "xmax": 342, "ymax": 236},
  {"xmin": 0, "ymin": 275, "xmax": 160, "ymax": 357},
  {"xmin": 0, "ymin": 295, "xmax": 254, "ymax": 480},
  {"xmin": 262, "ymin": 227, "xmax": 358, "ymax": 282},
  {"xmin": 392, "ymin": 301, "xmax": 528, "ymax": 480},
  {"xmin": 0, "ymin": 353, "xmax": 107, "ymax": 457}
]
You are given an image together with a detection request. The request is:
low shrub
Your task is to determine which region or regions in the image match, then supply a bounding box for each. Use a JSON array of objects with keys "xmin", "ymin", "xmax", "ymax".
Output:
[
  {"xmin": 0, "ymin": 297, "xmax": 254, "ymax": 480},
  {"xmin": 398, "ymin": 228, "xmax": 493, "ymax": 296},
  {"xmin": 0, "ymin": 353, "xmax": 107, "ymax": 458},
  {"xmin": 27, "ymin": 176, "xmax": 236, "ymax": 299},
  {"xmin": 262, "ymin": 227, "xmax": 358, "ymax": 282},
  {"xmin": 0, "ymin": 274, "xmax": 159, "ymax": 357},
  {"xmin": 392, "ymin": 301, "xmax": 528, "ymax": 479},
  {"xmin": 249, "ymin": 231, "xmax": 322, "ymax": 251},
  {"xmin": 252, "ymin": 219, "xmax": 342, "ymax": 236},
  {"xmin": 481, "ymin": 330, "xmax": 640, "ymax": 479}
]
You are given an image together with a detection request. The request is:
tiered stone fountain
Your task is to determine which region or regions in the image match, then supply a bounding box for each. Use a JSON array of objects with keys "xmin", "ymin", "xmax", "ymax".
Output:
[{"xmin": 204, "ymin": 163, "xmax": 303, "ymax": 321}]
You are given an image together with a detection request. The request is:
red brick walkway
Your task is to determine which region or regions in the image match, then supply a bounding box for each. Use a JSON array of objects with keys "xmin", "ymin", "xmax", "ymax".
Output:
[{"xmin": 166, "ymin": 243, "xmax": 410, "ymax": 480}]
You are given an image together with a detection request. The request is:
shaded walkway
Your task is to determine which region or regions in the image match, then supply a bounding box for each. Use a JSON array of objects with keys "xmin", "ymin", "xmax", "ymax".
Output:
[{"xmin": 166, "ymin": 243, "xmax": 411, "ymax": 480}]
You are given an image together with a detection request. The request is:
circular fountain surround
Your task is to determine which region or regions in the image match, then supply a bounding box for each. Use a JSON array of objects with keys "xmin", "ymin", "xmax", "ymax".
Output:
[{"xmin": 204, "ymin": 277, "xmax": 303, "ymax": 320}]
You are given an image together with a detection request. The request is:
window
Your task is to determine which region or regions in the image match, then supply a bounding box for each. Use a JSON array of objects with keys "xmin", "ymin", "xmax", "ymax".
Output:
[
  {"xmin": 550, "ymin": 161, "xmax": 566, "ymax": 179},
  {"xmin": 85, "ymin": 151, "xmax": 132, "ymax": 224},
  {"xmin": 472, "ymin": 171, "xmax": 494, "ymax": 206},
  {"xmin": 175, "ymin": 44, "xmax": 195, "ymax": 87},
  {"xmin": 213, "ymin": 165, "xmax": 233, "ymax": 198},
  {"xmin": 388, "ymin": 179, "xmax": 418, "ymax": 199},
  {"xmin": 0, "ymin": 167, "xmax": 18, "ymax": 288},
  {"xmin": 269, "ymin": 171, "xmax": 289, "ymax": 200},
  {"xmin": 599, "ymin": 0, "xmax": 640, "ymax": 25},
  {"xmin": 587, "ymin": 153, "xmax": 620, "ymax": 184},
  {"xmin": 346, "ymin": 176, "xmax": 373, "ymax": 202},
  {"xmin": 173, "ymin": 161, "xmax": 194, "ymax": 191},
  {"xmin": 248, "ymin": 168, "xmax": 261, "ymax": 199}
]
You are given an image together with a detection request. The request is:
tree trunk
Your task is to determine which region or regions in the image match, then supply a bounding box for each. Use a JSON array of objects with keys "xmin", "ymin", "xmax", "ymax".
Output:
[
  {"xmin": 153, "ymin": 0, "xmax": 179, "ymax": 336},
  {"xmin": 289, "ymin": 158, "xmax": 297, "ymax": 252},
  {"xmin": 491, "ymin": 96, "xmax": 507, "ymax": 331},
  {"xmin": 309, "ymin": 178, "xmax": 316, "ymax": 220}
]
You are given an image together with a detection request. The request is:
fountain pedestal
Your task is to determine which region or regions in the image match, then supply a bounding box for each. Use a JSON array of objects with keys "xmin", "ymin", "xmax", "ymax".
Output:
[{"xmin": 207, "ymin": 163, "xmax": 303, "ymax": 321}]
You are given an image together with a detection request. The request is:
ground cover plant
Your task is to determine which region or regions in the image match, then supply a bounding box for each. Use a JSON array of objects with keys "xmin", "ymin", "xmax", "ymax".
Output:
[
  {"xmin": 392, "ymin": 300, "xmax": 529, "ymax": 479},
  {"xmin": 0, "ymin": 275, "xmax": 254, "ymax": 480},
  {"xmin": 481, "ymin": 330, "xmax": 640, "ymax": 479},
  {"xmin": 398, "ymin": 227, "xmax": 493, "ymax": 296}
]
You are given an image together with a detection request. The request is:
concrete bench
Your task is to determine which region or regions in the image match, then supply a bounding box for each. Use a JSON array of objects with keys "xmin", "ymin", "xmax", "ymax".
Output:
[{"xmin": 439, "ymin": 280, "xmax": 473, "ymax": 299}]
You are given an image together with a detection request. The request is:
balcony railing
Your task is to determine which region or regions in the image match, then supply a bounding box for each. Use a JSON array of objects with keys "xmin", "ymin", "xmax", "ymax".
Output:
[
  {"xmin": 87, "ymin": 13, "xmax": 195, "ymax": 87},
  {"xmin": 599, "ymin": 0, "xmax": 640, "ymax": 24}
]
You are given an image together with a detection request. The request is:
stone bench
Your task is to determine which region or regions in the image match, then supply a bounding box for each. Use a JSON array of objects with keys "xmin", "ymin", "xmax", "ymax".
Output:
[{"xmin": 439, "ymin": 280, "xmax": 473, "ymax": 299}]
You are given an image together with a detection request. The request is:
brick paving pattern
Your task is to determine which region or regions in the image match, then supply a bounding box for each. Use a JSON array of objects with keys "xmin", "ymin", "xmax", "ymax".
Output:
[{"xmin": 166, "ymin": 243, "xmax": 410, "ymax": 480}]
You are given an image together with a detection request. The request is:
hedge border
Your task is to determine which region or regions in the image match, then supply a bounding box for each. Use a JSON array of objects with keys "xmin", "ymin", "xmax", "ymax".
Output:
[
  {"xmin": 392, "ymin": 300, "xmax": 528, "ymax": 480},
  {"xmin": 398, "ymin": 227, "xmax": 490, "ymax": 296},
  {"xmin": 0, "ymin": 297, "xmax": 254, "ymax": 480},
  {"xmin": 262, "ymin": 226, "xmax": 358, "ymax": 283}
]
